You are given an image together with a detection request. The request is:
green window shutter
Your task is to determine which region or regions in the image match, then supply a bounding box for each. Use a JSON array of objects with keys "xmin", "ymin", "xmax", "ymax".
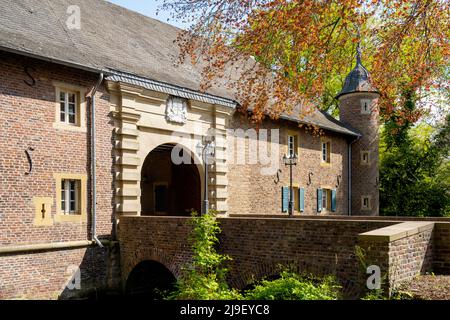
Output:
[
  {"xmin": 331, "ymin": 189, "xmax": 337, "ymax": 212},
  {"xmin": 299, "ymin": 188, "xmax": 305, "ymax": 212},
  {"xmin": 282, "ymin": 187, "xmax": 289, "ymax": 213},
  {"xmin": 317, "ymin": 188, "xmax": 323, "ymax": 213}
]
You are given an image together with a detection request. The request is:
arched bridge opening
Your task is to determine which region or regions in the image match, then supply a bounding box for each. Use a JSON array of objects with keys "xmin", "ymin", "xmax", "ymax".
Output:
[{"xmin": 125, "ymin": 260, "xmax": 177, "ymax": 299}]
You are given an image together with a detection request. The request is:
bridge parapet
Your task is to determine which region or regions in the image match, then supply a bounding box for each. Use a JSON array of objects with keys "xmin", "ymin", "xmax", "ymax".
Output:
[{"xmin": 118, "ymin": 216, "xmax": 450, "ymax": 297}]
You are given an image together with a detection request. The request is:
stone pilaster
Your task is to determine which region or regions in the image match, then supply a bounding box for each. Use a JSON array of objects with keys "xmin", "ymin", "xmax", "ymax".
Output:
[
  {"xmin": 210, "ymin": 105, "xmax": 234, "ymax": 215},
  {"xmin": 109, "ymin": 82, "xmax": 142, "ymax": 216}
]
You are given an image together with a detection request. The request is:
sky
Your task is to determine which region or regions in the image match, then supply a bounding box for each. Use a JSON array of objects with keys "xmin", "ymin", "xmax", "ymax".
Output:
[{"xmin": 106, "ymin": 0, "xmax": 190, "ymax": 29}]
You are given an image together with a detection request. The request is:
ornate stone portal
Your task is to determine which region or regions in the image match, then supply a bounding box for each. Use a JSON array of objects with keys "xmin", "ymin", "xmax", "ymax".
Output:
[{"xmin": 107, "ymin": 81, "xmax": 233, "ymax": 217}]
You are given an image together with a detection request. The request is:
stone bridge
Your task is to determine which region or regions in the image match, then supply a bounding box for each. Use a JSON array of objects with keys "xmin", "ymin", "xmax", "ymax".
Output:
[{"xmin": 117, "ymin": 215, "xmax": 450, "ymax": 298}]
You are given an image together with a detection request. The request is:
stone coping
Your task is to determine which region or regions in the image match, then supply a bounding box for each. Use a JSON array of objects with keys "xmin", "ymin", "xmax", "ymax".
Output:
[
  {"xmin": 120, "ymin": 214, "xmax": 450, "ymax": 223},
  {"xmin": 0, "ymin": 240, "xmax": 113, "ymax": 254},
  {"xmin": 229, "ymin": 214, "xmax": 450, "ymax": 222},
  {"xmin": 358, "ymin": 222, "xmax": 435, "ymax": 242}
]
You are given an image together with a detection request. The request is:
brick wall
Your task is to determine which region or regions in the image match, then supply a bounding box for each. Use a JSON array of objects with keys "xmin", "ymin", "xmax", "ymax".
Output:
[
  {"xmin": 389, "ymin": 229, "xmax": 434, "ymax": 286},
  {"xmin": 0, "ymin": 246, "xmax": 107, "ymax": 299},
  {"xmin": 118, "ymin": 216, "xmax": 450, "ymax": 298},
  {"xmin": 228, "ymin": 114, "xmax": 350, "ymax": 216},
  {"xmin": 358, "ymin": 223, "xmax": 435, "ymax": 293},
  {"xmin": 434, "ymin": 223, "xmax": 450, "ymax": 274},
  {"xmin": 339, "ymin": 93, "xmax": 380, "ymax": 215},
  {"xmin": 118, "ymin": 216, "xmax": 393, "ymax": 297},
  {"xmin": 0, "ymin": 51, "xmax": 116, "ymax": 298}
]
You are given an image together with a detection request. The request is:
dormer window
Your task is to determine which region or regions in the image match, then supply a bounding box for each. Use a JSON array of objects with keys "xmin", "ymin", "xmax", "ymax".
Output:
[{"xmin": 361, "ymin": 99, "xmax": 371, "ymax": 115}]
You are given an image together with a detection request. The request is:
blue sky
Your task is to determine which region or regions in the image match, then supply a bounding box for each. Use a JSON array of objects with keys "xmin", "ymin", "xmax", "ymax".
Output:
[{"xmin": 107, "ymin": 0, "xmax": 190, "ymax": 29}]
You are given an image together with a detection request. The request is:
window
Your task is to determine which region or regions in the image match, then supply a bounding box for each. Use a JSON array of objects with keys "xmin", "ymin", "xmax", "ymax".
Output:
[
  {"xmin": 54, "ymin": 173, "xmax": 87, "ymax": 222},
  {"xmin": 286, "ymin": 133, "xmax": 298, "ymax": 157},
  {"xmin": 61, "ymin": 179, "xmax": 80, "ymax": 215},
  {"xmin": 322, "ymin": 141, "xmax": 331, "ymax": 164},
  {"xmin": 361, "ymin": 151, "xmax": 370, "ymax": 165},
  {"xmin": 282, "ymin": 186, "xmax": 305, "ymax": 213},
  {"xmin": 59, "ymin": 91, "xmax": 77, "ymax": 125},
  {"xmin": 362, "ymin": 196, "xmax": 372, "ymax": 210},
  {"xmin": 317, "ymin": 188, "xmax": 337, "ymax": 213},
  {"xmin": 361, "ymin": 99, "xmax": 371, "ymax": 115},
  {"xmin": 322, "ymin": 188, "xmax": 329, "ymax": 210},
  {"xmin": 53, "ymin": 82, "xmax": 87, "ymax": 132}
]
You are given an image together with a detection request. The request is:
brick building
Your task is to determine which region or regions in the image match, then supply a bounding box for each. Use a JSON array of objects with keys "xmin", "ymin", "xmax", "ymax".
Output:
[{"xmin": 0, "ymin": 0, "xmax": 381, "ymax": 298}]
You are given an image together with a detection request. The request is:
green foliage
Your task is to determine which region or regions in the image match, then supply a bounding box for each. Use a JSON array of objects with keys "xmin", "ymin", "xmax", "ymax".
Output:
[
  {"xmin": 243, "ymin": 271, "xmax": 340, "ymax": 300},
  {"xmin": 361, "ymin": 289, "xmax": 387, "ymax": 300},
  {"xmin": 380, "ymin": 94, "xmax": 450, "ymax": 217},
  {"xmin": 167, "ymin": 211, "xmax": 242, "ymax": 300}
]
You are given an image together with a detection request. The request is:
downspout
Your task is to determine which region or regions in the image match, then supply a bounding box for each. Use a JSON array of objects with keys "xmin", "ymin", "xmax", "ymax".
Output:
[
  {"xmin": 89, "ymin": 73, "xmax": 104, "ymax": 247},
  {"xmin": 348, "ymin": 135, "xmax": 361, "ymax": 216}
]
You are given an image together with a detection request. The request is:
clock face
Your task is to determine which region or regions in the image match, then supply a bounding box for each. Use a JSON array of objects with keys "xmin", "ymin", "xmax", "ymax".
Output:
[{"xmin": 166, "ymin": 96, "xmax": 187, "ymax": 124}]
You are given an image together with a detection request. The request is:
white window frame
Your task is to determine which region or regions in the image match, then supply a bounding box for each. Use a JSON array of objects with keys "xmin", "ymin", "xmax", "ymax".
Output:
[
  {"xmin": 59, "ymin": 91, "xmax": 78, "ymax": 125},
  {"xmin": 322, "ymin": 142, "xmax": 330, "ymax": 163},
  {"xmin": 322, "ymin": 189, "xmax": 327, "ymax": 209},
  {"xmin": 361, "ymin": 99, "xmax": 371, "ymax": 115},
  {"xmin": 61, "ymin": 179, "xmax": 80, "ymax": 215},
  {"xmin": 288, "ymin": 135, "xmax": 296, "ymax": 157}
]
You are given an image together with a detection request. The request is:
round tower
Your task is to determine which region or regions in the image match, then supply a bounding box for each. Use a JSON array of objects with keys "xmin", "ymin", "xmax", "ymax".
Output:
[{"xmin": 337, "ymin": 46, "xmax": 380, "ymax": 216}]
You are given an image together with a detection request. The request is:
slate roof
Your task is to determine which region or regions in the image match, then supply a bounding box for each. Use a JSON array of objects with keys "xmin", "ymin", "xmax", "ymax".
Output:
[
  {"xmin": 0, "ymin": 0, "xmax": 360, "ymax": 137},
  {"xmin": 336, "ymin": 47, "xmax": 379, "ymax": 99}
]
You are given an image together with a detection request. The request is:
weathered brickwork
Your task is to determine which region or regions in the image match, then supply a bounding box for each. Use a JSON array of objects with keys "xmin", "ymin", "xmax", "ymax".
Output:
[
  {"xmin": 0, "ymin": 52, "xmax": 116, "ymax": 298},
  {"xmin": 0, "ymin": 246, "xmax": 107, "ymax": 299},
  {"xmin": 228, "ymin": 115, "xmax": 350, "ymax": 216},
  {"xmin": 339, "ymin": 93, "xmax": 380, "ymax": 216},
  {"xmin": 359, "ymin": 225, "xmax": 435, "ymax": 294},
  {"xmin": 434, "ymin": 223, "xmax": 450, "ymax": 274},
  {"xmin": 118, "ymin": 216, "xmax": 393, "ymax": 297},
  {"xmin": 119, "ymin": 216, "xmax": 449, "ymax": 297},
  {"xmin": 388, "ymin": 229, "xmax": 434, "ymax": 287}
]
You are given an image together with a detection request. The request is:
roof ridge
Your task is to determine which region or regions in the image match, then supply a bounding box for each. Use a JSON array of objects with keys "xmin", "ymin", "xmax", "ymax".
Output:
[{"xmin": 103, "ymin": 0, "xmax": 183, "ymax": 32}]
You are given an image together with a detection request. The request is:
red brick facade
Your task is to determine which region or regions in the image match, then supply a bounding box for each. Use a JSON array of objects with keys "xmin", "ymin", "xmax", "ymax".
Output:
[
  {"xmin": 228, "ymin": 115, "xmax": 350, "ymax": 215},
  {"xmin": 339, "ymin": 93, "xmax": 380, "ymax": 215},
  {"xmin": 0, "ymin": 52, "xmax": 116, "ymax": 298}
]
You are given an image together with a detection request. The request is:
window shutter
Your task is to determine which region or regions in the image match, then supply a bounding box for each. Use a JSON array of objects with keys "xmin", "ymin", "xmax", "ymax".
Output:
[
  {"xmin": 282, "ymin": 187, "xmax": 289, "ymax": 213},
  {"xmin": 299, "ymin": 188, "xmax": 305, "ymax": 212},
  {"xmin": 317, "ymin": 188, "xmax": 323, "ymax": 213},
  {"xmin": 331, "ymin": 189, "xmax": 337, "ymax": 212}
]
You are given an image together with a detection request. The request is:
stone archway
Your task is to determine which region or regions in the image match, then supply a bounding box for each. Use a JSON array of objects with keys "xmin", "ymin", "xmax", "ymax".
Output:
[
  {"xmin": 140, "ymin": 143, "xmax": 201, "ymax": 216},
  {"xmin": 125, "ymin": 260, "xmax": 177, "ymax": 298}
]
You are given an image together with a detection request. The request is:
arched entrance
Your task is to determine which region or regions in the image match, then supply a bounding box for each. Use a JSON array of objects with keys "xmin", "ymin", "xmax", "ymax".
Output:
[
  {"xmin": 141, "ymin": 143, "xmax": 201, "ymax": 216},
  {"xmin": 125, "ymin": 260, "xmax": 176, "ymax": 298}
]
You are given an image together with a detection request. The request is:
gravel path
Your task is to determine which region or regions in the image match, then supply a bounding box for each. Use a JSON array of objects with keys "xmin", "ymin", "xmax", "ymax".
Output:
[{"xmin": 398, "ymin": 275, "xmax": 450, "ymax": 300}]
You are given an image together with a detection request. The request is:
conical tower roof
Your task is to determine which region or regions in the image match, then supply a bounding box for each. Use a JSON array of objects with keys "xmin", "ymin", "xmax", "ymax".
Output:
[{"xmin": 336, "ymin": 45, "xmax": 379, "ymax": 99}]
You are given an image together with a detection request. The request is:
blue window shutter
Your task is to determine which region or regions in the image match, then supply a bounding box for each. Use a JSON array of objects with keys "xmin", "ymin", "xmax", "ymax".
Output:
[
  {"xmin": 299, "ymin": 188, "xmax": 305, "ymax": 212},
  {"xmin": 317, "ymin": 188, "xmax": 323, "ymax": 213},
  {"xmin": 331, "ymin": 189, "xmax": 337, "ymax": 212},
  {"xmin": 282, "ymin": 187, "xmax": 289, "ymax": 213}
]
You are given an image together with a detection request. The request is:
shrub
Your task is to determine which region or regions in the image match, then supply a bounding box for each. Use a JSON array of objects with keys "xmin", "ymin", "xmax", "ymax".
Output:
[
  {"xmin": 167, "ymin": 211, "xmax": 242, "ymax": 300},
  {"xmin": 243, "ymin": 271, "xmax": 340, "ymax": 300}
]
